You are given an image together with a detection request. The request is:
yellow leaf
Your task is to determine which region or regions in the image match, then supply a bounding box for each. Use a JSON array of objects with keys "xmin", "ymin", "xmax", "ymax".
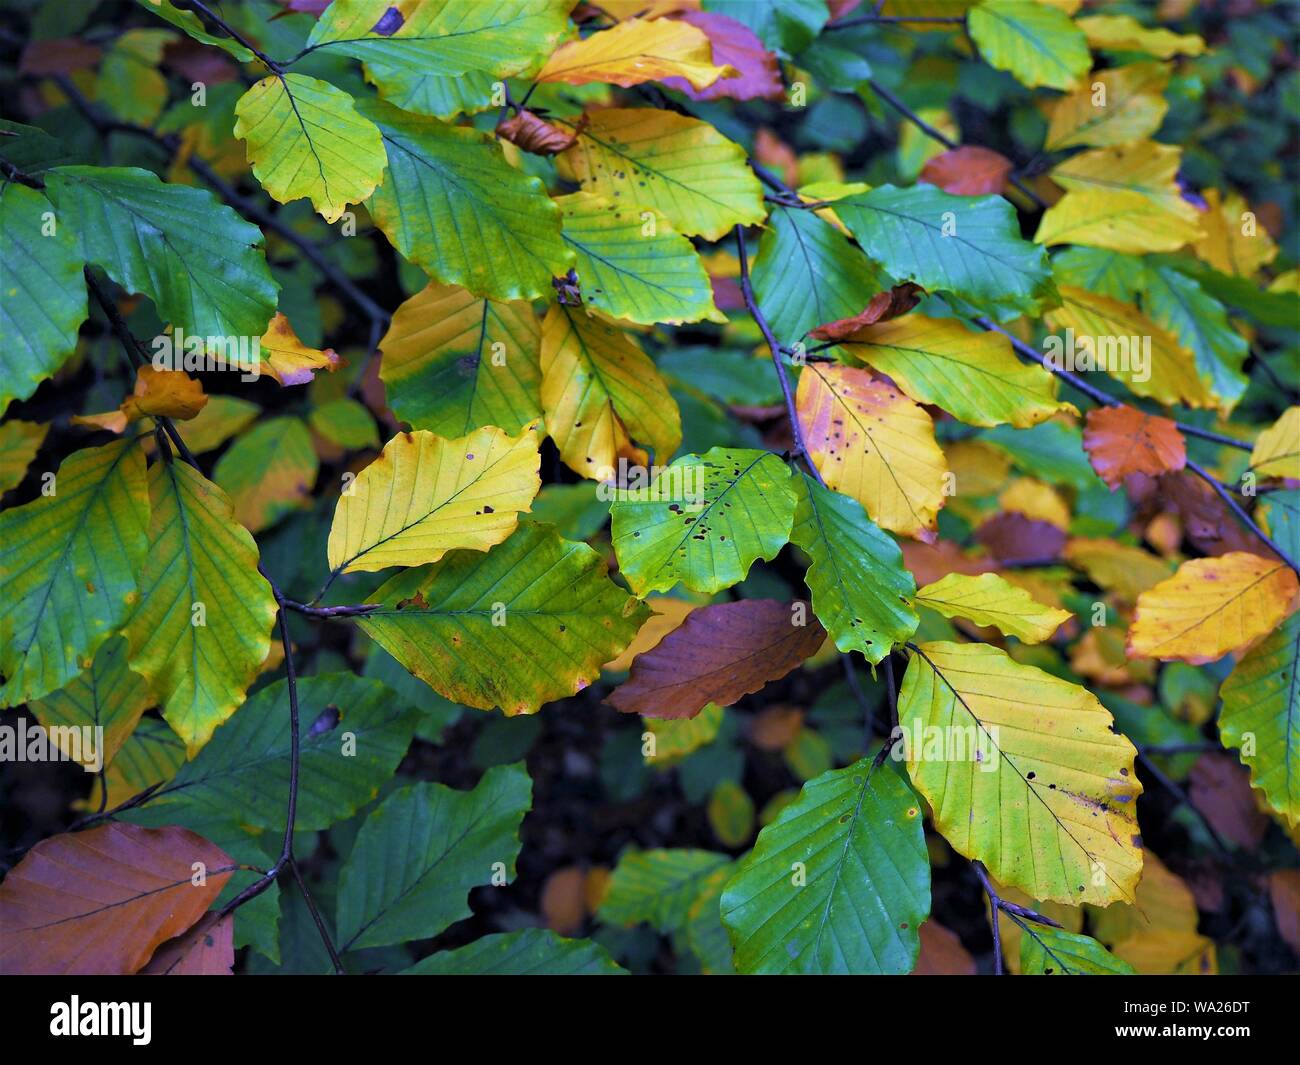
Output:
[
  {"xmin": 796, "ymin": 362, "xmax": 947, "ymax": 541},
  {"xmin": 998, "ymin": 477, "xmax": 1070, "ymax": 530},
  {"xmin": 1127, "ymin": 552, "xmax": 1299, "ymax": 663},
  {"xmin": 536, "ymin": 17, "xmax": 734, "ymax": 90},
  {"xmin": 1090, "ymin": 851, "xmax": 1199, "ymax": 950},
  {"xmin": 72, "ymin": 367, "xmax": 207, "ymax": 434},
  {"xmin": 556, "ymin": 108, "xmax": 766, "ymax": 240},
  {"xmin": 1193, "ymin": 188, "xmax": 1280, "ymax": 279},
  {"xmin": 836, "ymin": 315, "xmax": 1075, "ymax": 429},
  {"xmin": 604, "ymin": 596, "xmax": 697, "ymax": 673},
  {"xmin": 258, "ymin": 313, "xmax": 342, "ymax": 386},
  {"xmin": 901, "ymin": 641, "xmax": 1143, "ymax": 905},
  {"xmin": 1035, "ymin": 187, "xmax": 1203, "ymax": 253},
  {"xmin": 1045, "ymin": 62, "xmax": 1170, "ymax": 151},
  {"xmin": 540, "ymin": 304, "xmax": 681, "ymax": 479},
  {"xmin": 327, "ymin": 424, "xmax": 542, "ymax": 574},
  {"xmin": 234, "ymin": 74, "xmax": 386, "ymax": 224},
  {"xmin": 913, "ymin": 572, "xmax": 1071, "ymax": 643},
  {"xmin": 1050, "ymin": 140, "xmax": 1192, "ymax": 215},
  {"xmin": 1077, "ymin": 14, "xmax": 1205, "ymax": 58},
  {"xmin": 1249, "ymin": 406, "xmax": 1300, "ymax": 479},
  {"xmin": 1115, "ymin": 931, "xmax": 1218, "ymax": 976},
  {"xmin": 1045, "ymin": 286, "xmax": 1214, "ymax": 409},
  {"xmin": 1063, "ymin": 537, "xmax": 1172, "ymax": 600}
]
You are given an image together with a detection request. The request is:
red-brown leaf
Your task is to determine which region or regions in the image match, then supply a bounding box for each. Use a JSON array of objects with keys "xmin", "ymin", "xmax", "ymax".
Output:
[
  {"xmin": 0, "ymin": 823, "xmax": 234, "ymax": 975},
  {"xmin": 606, "ymin": 599, "xmax": 826, "ymax": 719},
  {"xmin": 663, "ymin": 11, "xmax": 783, "ymax": 101},
  {"xmin": 808, "ymin": 284, "xmax": 925, "ymax": 340},
  {"xmin": 1083, "ymin": 405, "xmax": 1187, "ymax": 489},
  {"xmin": 141, "ymin": 913, "xmax": 234, "ymax": 975},
  {"xmin": 496, "ymin": 109, "xmax": 583, "ymax": 155},
  {"xmin": 911, "ymin": 920, "xmax": 976, "ymax": 975},
  {"xmin": 919, "ymin": 146, "xmax": 1014, "ymax": 197},
  {"xmin": 1188, "ymin": 754, "xmax": 1269, "ymax": 850},
  {"xmin": 974, "ymin": 512, "xmax": 1066, "ymax": 566}
]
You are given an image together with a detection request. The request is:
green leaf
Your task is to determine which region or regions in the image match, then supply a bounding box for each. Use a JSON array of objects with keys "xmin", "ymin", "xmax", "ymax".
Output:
[
  {"xmin": 968, "ymin": 0, "xmax": 1091, "ymax": 91},
  {"xmin": 0, "ymin": 184, "xmax": 87, "ymax": 413},
  {"xmin": 835, "ymin": 184, "xmax": 1056, "ymax": 317},
  {"xmin": 610, "ymin": 447, "xmax": 797, "ymax": 596},
  {"xmin": 305, "ymin": 0, "xmax": 572, "ymax": 87},
  {"xmin": 0, "ymin": 440, "xmax": 149, "ymax": 707},
  {"xmin": 1140, "ymin": 262, "xmax": 1249, "ymax": 412},
  {"xmin": 336, "ymin": 762, "xmax": 532, "ymax": 951},
  {"xmin": 751, "ymin": 205, "xmax": 884, "ymax": 343},
  {"xmin": 134, "ymin": 0, "xmax": 254, "ymax": 61},
  {"xmin": 360, "ymin": 99, "xmax": 571, "ymax": 302},
  {"xmin": 1020, "ymin": 924, "xmax": 1136, "ymax": 975},
  {"xmin": 45, "ymin": 166, "xmax": 278, "ymax": 339},
  {"xmin": 308, "ymin": 398, "xmax": 380, "ymax": 452},
  {"xmin": 124, "ymin": 460, "xmax": 278, "ymax": 754},
  {"xmin": 358, "ymin": 523, "xmax": 649, "ymax": 715},
  {"xmin": 0, "ymin": 420, "xmax": 48, "ymax": 494},
  {"xmin": 705, "ymin": 0, "xmax": 829, "ymax": 58},
  {"xmin": 836, "ymin": 314, "xmax": 1075, "ymax": 428},
  {"xmin": 28, "ymin": 635, "xmax": 151, "ymax": 770},
  {"xmin": 1219, "ymin": 612, "xmax": 1300, "ymax": 831},
  {"xmin": 557, "ymin": 191, "xmax": 721, "ymax": 326},
  {"xmin": 125, "ymin": 673, "xmax": 417, "ymax": 833},
  {"xmin": 599, "ymin": 849, "xmax": 730, "ymax": 932},
  {"xmin": 379, "ymin": 282, "xmax": 542, "ymax": 437},
  {"xmin": 234, "ymin": 74, "xmax": 387, "ymax": 225},
  {"xmin": 790, "ymin": 473, "xmax": 918, "ymax": 664},
  {"xmin": 402, "ymin": 930, "xmax": 626, "ymax": 975},
  {"xmin": 720, "ymin": 758, "xmax": 930, "ymax": 974},
  {"xmin": 213, "ymin": 416, "xmax": 319, "ymax": 533}
]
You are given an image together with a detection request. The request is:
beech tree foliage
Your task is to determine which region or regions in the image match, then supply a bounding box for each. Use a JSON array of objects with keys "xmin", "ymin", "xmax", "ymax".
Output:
[{"xmin": 0, "ymin": 0, "xmax": 1298, "ymax": 978}]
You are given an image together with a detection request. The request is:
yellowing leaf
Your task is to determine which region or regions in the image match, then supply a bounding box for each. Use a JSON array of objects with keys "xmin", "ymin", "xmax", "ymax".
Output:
[
  {"xmin": 0, "ymin": 420, "xmax": 48, "ymax": 494},
  {"xmin": 1045, "ymin": 286, "xmax": 1214, "ymax": 409},
  {"xmin": 604, "ymin": 596, "xmax": 697, "ymax": 673},
  {"xmin": 125, "ymin": 461, "xmax": 277, "ymax": 753},
  {"xmin": 327, "ymin": 425, "xmax": 542, "ymax": 574},
  {"xmin": 540, "ymin": 304, "xmax": 681, "ymax": 478},
  {"xmin": 1193, "ymin": 188, "xmax": 1280, "ymax": 279},
  {"xmin": 1127, "ymin": 552, "xmax": 1299, "ymax": 663},
  {"xmin": 1250, "ymin": 407, "xmax": 1300, "ymax": 479},
  {"xmin": 913, "ymin": 572, "xmax": 1071, "ymax": 643},
  {"xmin": 1045, "ymin": 62, "xmax": 1170, "ymax": 151},
  {"xmin": 74, "ymin": 366, "xmax": 207, "ymax": 434},
  {"xmin": 1051, "ymin": 140, "xmax": 1192, "ymax": 213},
  {"xmin": 900, "ymin": 641, "xmax": 1143, "ymax": 905},
  {"xmin": 796, "ymin": 362, "xmax": 947, "ymax": 541},
  {"xmin": 998, "ymin": 478, "xmax": 1070, "ymax": 529},
  {"xmin": 1077, "ymin": 14, "xmax": 1205, "ymax": 58},
  {"xmin": 836, "ymin": 315, "xmax": 1075, "ymax": 429},
  {"xmin": 968, "ymin": 0, "xmax": 1090, "ymax": 92},
  {"xmin": 258, "ymin": 313, "xmax": 341, "ymax": 386},
  {"xmin": 213, "ymin": 416, "xmax": 319, "ymax": 534},
  {"xmin": 1063, "ymin": 537, "xmax": 1172, "ymax": 601},
  {"xmin": 1035, "ymin": 188, "xmax": 1204, "ymax": 254},
  {"xmin": 379, "ymin": 282, "xmax": 541, "ymax": 438},
  {"xmin": 234, "ymin": 74, "xmax": 386, "ymax": 224},
  {"xmin": 536, "ymin": 17, "xmax": 734, "ymax": 90},
  {"xmin": 556, "ymin": 108, "xmax": 765, "ymax": 240}
]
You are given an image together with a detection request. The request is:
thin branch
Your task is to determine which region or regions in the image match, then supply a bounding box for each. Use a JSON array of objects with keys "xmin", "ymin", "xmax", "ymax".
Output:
[
  {"xmin": 0, "ymin": 157, "xmax": 44, "ymax": 189},
  {"xmin": 972, "ymin": 860, "xmax": 1062, "ymax": 975},
  {"xmin": 867, "ymin": 79, "xmax": 1048, "ymax": 210},
  {"xmin": 289, "ymin": 858, "xmax": 345, "ymax": 975},
  {"xmin": 187, "ymin": 0, "xmax": 284, "ymax": 74},
  {"xmin": 1185, "ymin": 457, "xmax": 1299, "ymax": 573},
  {"xmin": 282, "ymin": 598, "xmax": 380, "ymax": 620},
  {"xmin": 734, "ymin": 226, "xmax": 827, "ymax": 486}
]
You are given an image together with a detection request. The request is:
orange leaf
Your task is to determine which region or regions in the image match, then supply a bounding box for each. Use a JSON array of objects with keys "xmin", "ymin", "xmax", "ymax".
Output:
[
  {"xmin": 606, "ymin": 599, "xmax": 826, "ymax": 719},
  {"xmin": 0, "ymin": 823, "xmax": 234, "ymax": 975},
  {"xmin": 260, "ymin": 312, "xmax": 341, "ymax": 385},
  {"xmin": 1083, "ymin": 405, "xmax": 1187, "ymax": 489},
  {"xmin": 140, "ymin": 912, "xmax": 234, "ymax": 975},
  {"xmin": 920, "ymin": 146, "xmax": 1013, "ymax": 196},
  {"xmin": 496, "ymin": 109, "xmax": 584, "ymax": 155}
]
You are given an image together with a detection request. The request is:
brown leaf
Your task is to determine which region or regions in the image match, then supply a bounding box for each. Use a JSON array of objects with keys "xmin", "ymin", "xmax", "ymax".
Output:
[
  {"xmin": 749, "ymin": 704, "xmax": 805, "ymax": 750},
  {"xmin": 1145, "ymin": 471, "xmax": 1263, "ymax": 558},
  {"xmin": 141, "ymin": 913, "xmax": 234, "ymax": 975},
  {"xmin": 974, "ymin": 512, "xmax": 1066, "ymax": 566},
  {"xmin": 754, "ymin": 128, "xmax": 798, "ymax": 187},
  {"xmin": 911, "ymin": 920, "xmax": 976, "ymax": 975},
  {"xmin": 807, "ymin": 284, "xmax": 925, "ymax": 341},
  {"xmin": 1188, "ymin": 754, "xmax": 1269, "ymax": 850},
  {"xmin": 920, "ymin": 146, "xmax": 1014, "ymax": 196},
  {"xmin": 0, "ymin": 823, "xmax": 234, "ymax": 975},
  {"xmin": 606, "ymin": 599, "xmax": 826, "ymax": 719},
  {"xmin": 1269, "ymin": 869, "xmax": 1300, "ymax": 954},
  {"xmin": 662, "ymin": 11, "xmax": 783, "ymax": 101},
  {"xmin": 19, "ymin": 38, "xmax": 102, "ymax": 75},
  {"xmin": 1083, "ymin": 405, "xmax": 1187, "ymax": 489},
  {"xmin": 540, "ymin": 866, "xmax": 588, "ymax": 936},
  {"xmin": 901, "ymin": 539, "xmax": 995, "ymax": 587},
  {"xmin": 496, "ymin": 109, "xmax": 584, "ymax": 155}
]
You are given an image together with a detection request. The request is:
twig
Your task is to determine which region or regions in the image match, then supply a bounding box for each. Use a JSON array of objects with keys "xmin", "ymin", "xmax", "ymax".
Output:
[
  {"xmin": 972, "ymin": 861, "xmax": 1062, "ymax": 975},
  {"xmin": 282, "ymin": 598, "xmax": 380, "ymax": 619},
  {"xmin": 734, "ymin": 226, "xmax": 827, "ymax": 486},
  {"xmin": 866, "ymin": 80, "xmax": 1048, "ymax": 210},
  {"xmin": 1185, "ymin": 457, "xmax": 1299, "ymax": 573},
  {"xmin": 187, "ymin": 0, "xmax": 284, "ymax": 74},
  {"xmin": 289, "ymin": 858, "xmax": 345, "ymax": 975}
]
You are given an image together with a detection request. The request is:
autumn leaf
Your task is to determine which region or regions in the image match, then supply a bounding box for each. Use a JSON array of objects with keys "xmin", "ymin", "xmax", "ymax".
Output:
[
  {"xmin": 535, "ymin": 17, "xmax": 736, "ymax": 90},
  {"xmin": 1249, "ymin": 407, "xmax": 1300, "ymax": 479},
  {"xmin": 1127, "ymin": 552, "xmax": 1299, "ymax": 663},
  {"xmin": 1082, "ymin": 405, "xmax": 1187, "ymax": 489},
  {"xmin": 919, "ymin": 146, "xmax": 1012, "ymax": 196},
  {"xmin": 607, "ymin": 599, "xmax": 826, "ymax": 719},
  {"xmin": 912, "ymin": 572, "xmax": 1071, "ymax": 644}
]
